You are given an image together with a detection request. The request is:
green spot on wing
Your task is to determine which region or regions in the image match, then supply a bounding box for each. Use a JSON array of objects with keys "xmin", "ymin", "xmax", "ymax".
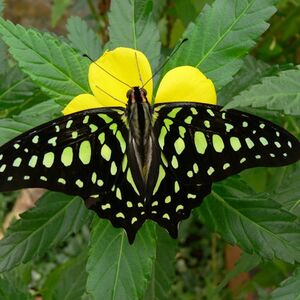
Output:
[
  {"xmin": 83, "ymin": 115, "xmax": 89, "ymax": 124},
  {"xmin": 32, "ymin": 135, "xmax": 39, "ymax": 144},
  {"xmin": 91, "ymin": 172, "xmax": 97, "ymax": 184},
  {"xmin": 194, "ymin": 131, "xmax": 207, "ymax": 154},
  {"xmin": 61, "ymin": 147, "xmax": 73, "ymax": 166},
  {"xmin": 174, "ymin": 137, "xmax": 185, "ymax": 155},
  {"xmin": 76, "ymin": 179, "xmax": 84, "ymax": 188},
  {"xmin": 178, "ymin": 126, "xmax": 186, "ymax": 138},
  {"xmin": 230, "ymin": 137, "xmax": 241, "ymax": 151},
  {"xmin": 58, "ymin": 178, "xmax": 66, "ymax": 184},
  {"xmin": 126, "ymin": 169, "xmax": 140, "ymax": 196},
  {"xmin": 13, "ymin": 157, "xmax": 22, "ymax": 167},
  {"xmin": 89, "ymin": 124, "xmax": 98, "ymax": 133},
  {"xmin": 259, "ymin": 137, "xmax": 268, "ymax": 146},
  {"xmin": 171, "ymin": 155, "xmax": 178, "ymax": 169},
  {"xmin": 98, "ymin": 114, "xmax": 113, "ymax": 124},
  {"xmin": 116, "ymin": 131, "xmax": 126, "ymax": 153},
  {"xmin": 167, "ymin": 107, "xmax": 182, "ymax": 118},
  {"xmin": 110, "ymin": 161, "xmax": 117, "ymax": 175},
  {"xmin": 29, "ymin": 155, "xmax": 38, "ymax": 168},
  {"xmin": 159, "ymin": 127, "xmax": 167, "ymax": 149},
  {"xmin": 174, "ymin": 181, "xmax": 180, "ymax": 193},
  {"xmin": 245, "ymin": 137, "xmax": 254, "ymax": 149},
  {"xmin": 122, "ymin": 155, "xmax": 128, "ymax": 172},
  {"xmin": 72, "ymin": 131, "xmax": 78, "ymax": 139},
  {"xmin": 43, "ymin": 152, "xmax": 55, "ymax": 168},
  {"xmin": 66, "ymin": 120, "xmax": 73, "ymax": 128},
  {"xmin": 153, "ymin": 165, "xmax": 166, "ymax": 195},
  {"xmin": 184, "ymin": 116, "xmax": 193, "ymax": 124},
  {"xmin": 79, "ymin": 140, "xmax": 91, "ymax": 165},
  {"xmin": 109, "ymin": 123, "xmax": 118, "ymax": 134},
  {"xmin": 98, "ymin": 132, "xmax": 105, "ymax": 144},
  {"xmin": 163, "ymin": 119, "xmax": 173, "ymax": 131},
  {"xmin": 101, "ymin": 144, "xmax": 112, "ymax": 161},
  {"xmin": 48, "ymin": 137, "xmax": 57, "ymax": 146},
  {"xmin": 212, "ymin": 134, "xmax": 224, "ymax": 153}
]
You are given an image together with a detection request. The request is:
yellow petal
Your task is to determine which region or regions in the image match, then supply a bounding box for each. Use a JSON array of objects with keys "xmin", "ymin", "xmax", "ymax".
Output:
[
  {"xmin": 155, "ymin": 66, "xmax": 217, "ymax": 105},
  {"xmin": 62, "ymin": 94, "xmax": 102, "ymax": 115},
  {"xmin": 89, "ymin": 47, "xmax": 153, "ymax": 107}
]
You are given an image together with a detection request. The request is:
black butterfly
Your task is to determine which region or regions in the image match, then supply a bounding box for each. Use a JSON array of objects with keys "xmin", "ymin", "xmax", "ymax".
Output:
[{"xmin": 0, "ymin": 86, "xmax": 299, "ymax": 243}]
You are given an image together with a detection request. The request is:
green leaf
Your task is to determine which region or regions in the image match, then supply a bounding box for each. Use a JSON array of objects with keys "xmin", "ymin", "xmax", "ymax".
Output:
[
  {"xmin": 218, "ymin": 56, "xmax": 294, "ymax": 105},
  {"xmin": 86, "ymin": 218, "xmax": 156, "ymax": 300},
  {"xmin": 196, "ymin": 177, "xmax": 300, "ymax": 264},
  {"xmin": 270, "ymin": 163, "xmax": 300, "ymax": 217},
  {"xmin": 144, "ymin": 227, "xmax": 177, "ymax": 300},
  {"xmin": 173, "ymin": 0, "xmax": 198, "ymax": 26},
  {"xmin": 0, "ymin": 276, "xmax": 32, "ymax": 300},
  {"xmin": 13, "ymin": 99, "xmax": 62, "ymax": 126},
  {"xmin": 271, "ymin": 267, "xmax": 300, "ymax": 300},
  {"xmin": 108, "ymin": 0, "xmax": 161, "ymax": 70},
  {"xmin": 3, "ymin": 264, "xmax": 32, "ymax": 296},
  {"xmin": 6, "ymin": 89, "xmax": 50, "ymax": 116},
  {"xmin": 0, "ymin": 40, "xmax": 8, "ymax": 75},
  {"xmin": 225, "ymin": 67, "xmax": 300, "ymax": 115},
  {"xmin": 0, "ymin": 66, "xmax": 37, "ymax": 109},
  {"xmin": 165, "ymin": 0, "xmax": 278, "ymax": 89},
  {"xmin": 0, "ymin": 100, "xmax": 62, "ymax": 145},
  {"xmin": 51, "ymin": 0, "xmax": 71, "ymax": 27},
  {"xmin": 214, "ymin": 252, "xmax": 261, "ymax": 295},
  {"xmin": 67, "ymin": 16, "xmax": 102, "ymax": 60},
  {"xmin": 41, "ymin": 250, "xmax": 88, "ymax": 300},
  {"xmin": 0, "ymin": 18, "xmax": 90, "ymax": 106},
  {"xmin": 0, "ymin": 192, "xmax": 91, "ymax": 272}
]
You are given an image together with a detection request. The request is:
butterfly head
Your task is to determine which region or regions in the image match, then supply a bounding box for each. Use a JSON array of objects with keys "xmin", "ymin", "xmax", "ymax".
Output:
[{"xmin": 126, "ymin": 87, "xmax": 148, "ymax": 105}]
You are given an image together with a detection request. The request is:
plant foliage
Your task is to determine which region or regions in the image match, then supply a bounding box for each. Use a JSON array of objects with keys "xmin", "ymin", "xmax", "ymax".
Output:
[{"xmin": 0, "ymin": 0, "xmax": 299, "ymax": 299}]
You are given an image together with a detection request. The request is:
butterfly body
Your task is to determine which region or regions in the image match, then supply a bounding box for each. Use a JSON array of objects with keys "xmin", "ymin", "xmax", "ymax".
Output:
[
  {"xmin": 126, "ymin": 87, "xmax": 158, "ymax": 192},
  {"xmin": 0, "ymin": 89, "xmax": 299, "ymax": 243}
]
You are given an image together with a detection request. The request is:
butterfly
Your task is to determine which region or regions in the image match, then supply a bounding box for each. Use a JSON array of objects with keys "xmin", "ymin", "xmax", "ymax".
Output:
[
  {"xmin": 0, "ymin": 83, "xmax": 299, "ymax": 243},
  {"xmin": 0, "ymin": 45, "xmax": 300, "ymax": 243}
]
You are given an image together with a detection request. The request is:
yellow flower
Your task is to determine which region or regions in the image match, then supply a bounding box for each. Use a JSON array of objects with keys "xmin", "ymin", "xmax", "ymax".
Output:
[{"xmin": 63, "ymin": 47, "xmax": 216, "ymax": 115}]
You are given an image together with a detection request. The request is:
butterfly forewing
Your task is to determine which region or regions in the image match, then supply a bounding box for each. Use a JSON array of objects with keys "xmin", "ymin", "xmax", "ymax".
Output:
[
  {"xmin": 0, "ymin": 108, "xmax": 121, "ymax": 195},
  {"xmin": 154, "ymin": 102, "xmax": 300, "ymax": 184}
]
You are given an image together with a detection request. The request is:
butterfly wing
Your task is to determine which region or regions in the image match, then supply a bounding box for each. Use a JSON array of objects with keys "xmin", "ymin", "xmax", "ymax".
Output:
[
  {"xmin": 0, "ymin": 107, "xmax": 146, "ymax": 242},
  {"xmin": 150, "ymin": 102, "xmax": 300, "ymax": 235},
  {"xmin": 154, "ymin": 102, "xmax": 300, "ymax": 183}
]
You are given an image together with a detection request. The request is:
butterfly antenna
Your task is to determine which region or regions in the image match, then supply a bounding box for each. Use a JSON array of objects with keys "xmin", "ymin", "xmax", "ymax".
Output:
[
  {"xmin": 95, "ymin": 85, "xmax": 127, "ymax": 105},
  {"xmin": 142, "ymin": 38, "xmax": 188, "ymax": 89},
  {"xmin": 134, "ymin": 51, "xmax": 144, "ymax": 86},
  {"xmin": 83, "ymin": 54, "xmax": 132, "ymax": 89}
]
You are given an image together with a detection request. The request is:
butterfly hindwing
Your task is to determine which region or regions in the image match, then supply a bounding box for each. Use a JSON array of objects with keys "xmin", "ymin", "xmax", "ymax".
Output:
[
  {"xmin": 147, "ymin": 152, "xmax": 212, "ymax": 238},
  {"xmin": 86, "ymin": 153, "xmax": 147, "ymax": 243}
]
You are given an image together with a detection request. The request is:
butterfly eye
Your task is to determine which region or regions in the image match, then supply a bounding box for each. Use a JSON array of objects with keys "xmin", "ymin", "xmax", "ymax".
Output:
[
  {"xmin": 140, "ymin": 88, "xmax": 147, "ymax": 96},
  {"xmin": 126, "ymin": 89, "xmax": 133, "ymax": 99}
]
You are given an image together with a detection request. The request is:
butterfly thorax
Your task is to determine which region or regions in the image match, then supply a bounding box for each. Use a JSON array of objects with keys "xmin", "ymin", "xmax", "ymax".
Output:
[{"xmin": 126, "ymin": 87, "xmax": 158, "ymax": 187}]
